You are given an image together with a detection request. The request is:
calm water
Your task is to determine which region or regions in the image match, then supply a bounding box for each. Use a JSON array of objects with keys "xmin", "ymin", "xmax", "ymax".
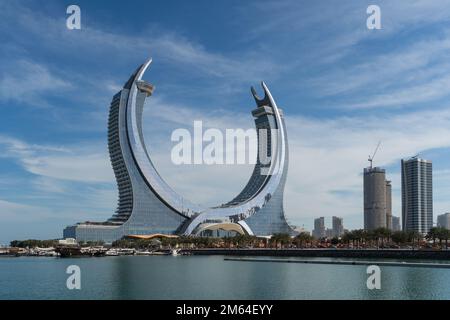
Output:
[{"xmin": 0, "ymin": 255, "xmax": 449, "ymax": 299}]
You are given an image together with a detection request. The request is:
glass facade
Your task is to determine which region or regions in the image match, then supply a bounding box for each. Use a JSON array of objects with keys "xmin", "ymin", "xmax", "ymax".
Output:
[{"xmin": 401, "ymin": 157, "xmax": 433, "ymax": 234}]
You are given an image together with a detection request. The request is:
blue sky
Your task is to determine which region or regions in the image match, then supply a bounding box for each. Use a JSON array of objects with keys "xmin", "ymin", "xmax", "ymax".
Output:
[{"xmin": 2, "ymin": 0, "xmax": 450, "ymax": 243}]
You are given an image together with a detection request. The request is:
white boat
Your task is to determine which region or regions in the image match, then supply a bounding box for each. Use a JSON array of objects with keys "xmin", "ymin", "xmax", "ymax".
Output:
[
  {"xmin": 151, "ymin": 251, "xmax": 168, "ymax": 255},
  {"xmin": 118, "ymin": 248, "xmax": 135, "ymax": 255},
  {"xmin": 136, "ymin": 250, "xmax": 152, "ymax": 255},
  {"xmin": 171, "ymin": 249, "xmax": 179, "ymax": 256},
  {"xmin": 105, "ymin": 249, "xmax": 119, "ymax": 256}
]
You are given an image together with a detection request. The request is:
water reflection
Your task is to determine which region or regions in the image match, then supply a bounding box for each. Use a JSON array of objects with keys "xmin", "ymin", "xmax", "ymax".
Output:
[{"xmin": 0, "ymin": 256, "xmax": 449, "ymax": 299}]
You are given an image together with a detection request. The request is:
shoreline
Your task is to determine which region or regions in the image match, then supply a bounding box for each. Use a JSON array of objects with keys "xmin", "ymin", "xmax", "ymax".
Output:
[
  {"xmin": 186, "ymin": 248, "xmax": 450, "ymax": 260},
  {"xmin": 3, "ymin": 248, "xmax": 450, "ymax": 260},
  {"xmin": 224, "ymin": 257, "xmax": 450, "ymax": 268}
]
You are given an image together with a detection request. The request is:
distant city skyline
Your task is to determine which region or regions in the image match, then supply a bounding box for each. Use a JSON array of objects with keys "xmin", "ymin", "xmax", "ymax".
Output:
[{"xmin": 312, "ymin": 216, "xmax": 346, "ymax": 239}]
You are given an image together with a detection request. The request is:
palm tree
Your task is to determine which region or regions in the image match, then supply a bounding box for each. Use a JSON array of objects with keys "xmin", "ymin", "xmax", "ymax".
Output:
[
  {"xmin": 391, "ymin": 231, "xmax": 408, "ymax": 246},
  {"xmin": 433, "ymin": 227, "xmax": 450, "ymax": 249},
  {"xmin": 407, "ymin": 230, "xmax": 422, "ymax": 249},
  {"xmin": 364, "ymin": 230, "xmax": 374, "ymax": 247},
  {"xmin": 271, "ymin": 233, "xmax": 291, "ymax": 248},
  {"xmin": 341, "ymin": 232, "xmax": 349, "ymax": 248},
  {"xmin": 294, "ymin": 232, "xmax": 312, "ymax": 248},
  {"xmin": 443, "ymin": 229, "xmax": 450, "ymax": 249},
  {"xmin": 352, "ymin": 229, "xmax": 365, "ymax": 248},
  {"xmin": 426, "ymin": 227, "xmax": 439, "ymax": 246},
  {"xmin": 269, "ymin": 234, "xmax": 279, "ymax": 248},
  {"xmin": 373, "ymin": 227, "xmax": 391, "ymax": 248}
]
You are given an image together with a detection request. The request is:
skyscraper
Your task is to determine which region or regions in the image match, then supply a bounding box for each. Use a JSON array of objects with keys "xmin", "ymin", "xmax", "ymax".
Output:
[
  {"xmin": 401, "ymin": 157, "xmax": 433, "ymax": 234},
  {"xmin": 64, "ymin": 59, "xmax": 293, "ymax": 243},
  {"xmin": 332, "ymin": 216, "xmax": 344, "ymax": 237},
  {"xmin": 385, "ymin": 180, "xmax": 392, "ymax": 229},
  {"xmin": 437, "ymin": 213, "xmax": 450, "ymax": 230},
  {"xmin": 392, "ymin": 216, "xmax": 401, "ymax": 232},
  {"xmin": 313, "ymin": 217, "xmax": 325, "ymax": 239},
  {"xmin": 364, "ymin": 167, "xmax": 387, "ymax": 230}
]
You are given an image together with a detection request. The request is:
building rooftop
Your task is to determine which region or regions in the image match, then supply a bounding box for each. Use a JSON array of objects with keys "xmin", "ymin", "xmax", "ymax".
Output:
[{"xmin": 402, "ymin": 157, "xmax": 432, "ymax": 163}]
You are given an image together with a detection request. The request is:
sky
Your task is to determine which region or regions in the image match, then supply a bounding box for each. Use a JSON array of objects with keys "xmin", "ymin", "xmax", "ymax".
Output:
[{"xmin": 1, "ymin": 0, "xmax": 450, "ymax": 243}]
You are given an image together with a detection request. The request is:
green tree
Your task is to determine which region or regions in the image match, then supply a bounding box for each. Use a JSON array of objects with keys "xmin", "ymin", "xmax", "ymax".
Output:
[
  {"xmin": 426, "ymin": 227, "xmax": 439, "ymax": 246},
  {"xmin": 372, "ymin": 227, "xmax": 391, "ymax": 248},
  {"xmin": 391, "ymin": 231, "xmax": 408, "ymax": 246},
  {"xmin": 407, "ymin": 230, "xmax": 422, "ymax": 249},
  {"xmin": 270, "ymin": 233, "xmax": 291, "ymax": 248},
  {"xmin": 294, "ymin": 232, "xmax": 312, "ymax": 248},
  {"xmin": 341, "ymin": 231, "xmax": 353, "ymax": 248},
  {"xmin": 352, "ymin": 229, "xmax": 365, "ymax": 248},
  {"xmin": 330, "ymin": 237, "xmax": 339, "ymax": 245},
  {"xmin": 431, "ymin": 227, "xmax": 450, "ymax": 249}
]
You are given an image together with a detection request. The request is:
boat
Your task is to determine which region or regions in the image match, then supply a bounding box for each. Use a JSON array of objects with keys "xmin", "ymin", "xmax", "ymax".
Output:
[
  {"xmin": 105, "ymin": 249, "xmax": 119, "ymax": 256},
  {"xmin": 136, "ymin": 250, "xmax": 152, "ymax": 255},
  {"xmin": 151, "ymin": 251, "xmax": 168, "ymax": 255},
  {"xmin": 53, "ymin": 245, "xmax": 108, "ymax": 258},
  {"xmin": 56, "ymin": 246, "xmax": 82, "ymax": 257},
  {"xmin": 118, "ymin": 248, "xmax": 135, "ymax": 255}
]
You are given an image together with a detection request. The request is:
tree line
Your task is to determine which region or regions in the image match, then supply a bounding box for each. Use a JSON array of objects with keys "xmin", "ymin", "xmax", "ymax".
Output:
[{"xmin": 9, "ymin": 227, "xmax": 450, "ymax": 249}]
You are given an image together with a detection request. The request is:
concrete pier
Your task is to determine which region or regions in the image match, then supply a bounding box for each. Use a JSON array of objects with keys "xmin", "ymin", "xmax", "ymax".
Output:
[
  {"xmin": 187, "ymin": 248, "xmax": 450, "ymax": 260},
  {"xmin": 224, "ymin": 257, "xmax": 450, "ymax": 268}
]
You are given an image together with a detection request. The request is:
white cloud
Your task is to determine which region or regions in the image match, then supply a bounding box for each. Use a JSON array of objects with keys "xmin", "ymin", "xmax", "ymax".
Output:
[
  {"xmin": 0, "ymin": 60, "xmax": 72, "ymax": 107},
  {"xmin": 0, "ymin": 199, "xmax": 54, "ymax": 222},
  {"xmin": 244, "ymin": 0, "xmax": 450, "ymax": 61},
  {"xmin": 0, "ymin": 136, "xmax": 113, "ymax": 183},
  {"xmin": 140, "ymin": 98, "xmax": 450, "ymax": 229},
  {"xmin": 0, "ymin": 2, "xmax": 279, "ymax": 87},
  {"xmin": 22, "ymin": 152, "xmax": 113, "ymax": 183},
  {"xmin": 313, "ymin": 35, "xmax": 450, "ymax": 97},
  {"xmin": 1, "ymin": 93, "xmax": 450, "ymax": 233},
  {"xmin": 347, "ymin": 75, "xmax": 450, "ymax": 109}
]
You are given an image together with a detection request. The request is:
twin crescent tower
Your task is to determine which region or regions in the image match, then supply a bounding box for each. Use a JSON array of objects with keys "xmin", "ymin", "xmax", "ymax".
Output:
[{"xmin": 64, "ymin": 59, "xmax": 293, "ymax": 243}]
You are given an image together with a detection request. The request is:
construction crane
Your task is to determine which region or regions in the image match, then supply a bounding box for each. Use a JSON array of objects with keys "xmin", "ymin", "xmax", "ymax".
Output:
[{"xmin": 368, "ymin": 141, "xmax": 381, "ymax": 169}]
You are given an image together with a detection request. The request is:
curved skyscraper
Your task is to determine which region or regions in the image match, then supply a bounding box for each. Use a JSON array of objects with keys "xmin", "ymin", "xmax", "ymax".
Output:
[{"xmin": 64, "ymin": 59, "xmax": 293, "ymax": 243}]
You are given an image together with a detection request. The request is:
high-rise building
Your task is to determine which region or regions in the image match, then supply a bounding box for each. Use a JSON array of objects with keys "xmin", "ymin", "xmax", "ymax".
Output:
[
  {"xmin": 64, "ymin": 59, "xmax": 293, "ymax": 243},
  {"xmin": 332, "ymin": 216, "xmax": 344, "ymax": 237},
  {"xmin": 385, "ymin": 180, "xmax": 392, "ymax": 229},
  {"xmin": 364, "ymin": 167, "xmax": 388, "ymax": 230},
  {"xmin": 313, "ymin": 217, "xmax": 325, "ymax": 239},
  {"xmin": 325, "ymin": 228, "xmax": 334, "ymax": 239},
  {"xmin": 401, "ymin": 157, "xmax": 433, "ymax": 235},
  {"xmin": 392, "ymin": 216, "xmax": 401, "ymax": 231},
  {"xmin": 437, "ymin": 213, "xmax": 450, "ymax": 230}
]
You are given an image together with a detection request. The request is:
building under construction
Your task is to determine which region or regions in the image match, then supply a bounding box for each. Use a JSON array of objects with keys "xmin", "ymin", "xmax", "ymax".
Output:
[
  {"xmin": 363, "ymin": 167, "xmax": 392, "ymax": 230},
  {"xmin": 363, "ymin": 142, "xmax": 392, "ymax": 230}
]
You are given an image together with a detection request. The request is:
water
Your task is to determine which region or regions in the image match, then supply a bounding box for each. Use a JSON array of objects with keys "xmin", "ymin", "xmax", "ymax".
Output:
[{"xmin": 0, "ymin": 255, "xmax": 449, "ymax": 299}]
